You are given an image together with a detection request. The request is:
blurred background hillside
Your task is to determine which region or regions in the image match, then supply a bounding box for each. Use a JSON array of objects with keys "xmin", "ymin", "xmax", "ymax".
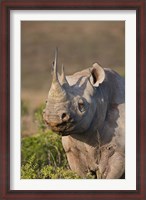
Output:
[{"xmin": 21, "ymin": 21, "xmax": 125, "ymax": 136}]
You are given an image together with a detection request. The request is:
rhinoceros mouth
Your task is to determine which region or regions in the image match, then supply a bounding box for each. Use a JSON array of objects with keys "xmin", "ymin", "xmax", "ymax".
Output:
[{"xmin": 44, "ymin": 118, "xmax": 74, "ymax": 134}]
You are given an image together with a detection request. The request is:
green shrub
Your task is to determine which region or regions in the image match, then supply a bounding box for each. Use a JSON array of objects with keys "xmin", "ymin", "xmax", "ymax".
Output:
[
  {"xmin": 21, "ymin": 154, "xmax": 40, "ymax": 179},
  {"xmin": 34, "ymin": 104, "xmax": 46, "ymax": 131},
  {"xmin": 22, "ymin": 130, "xmax": 67, "ymax": 167},
  {"xmin": 40, "ymin": 165, "xmax": 81, "ymax": 179},
  {"xmin": 21, "ymin": 130, "xmax": 81, "ymax": 179}
]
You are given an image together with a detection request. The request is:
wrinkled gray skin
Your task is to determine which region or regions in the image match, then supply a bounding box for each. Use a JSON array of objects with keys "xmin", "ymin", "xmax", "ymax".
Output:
[{"xmin": 43, "ymin": 50, "xmax": 125, "ymax": 179}]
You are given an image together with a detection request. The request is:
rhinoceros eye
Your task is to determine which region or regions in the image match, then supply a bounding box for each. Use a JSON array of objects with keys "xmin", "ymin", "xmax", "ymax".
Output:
[{"xmin": 78, "ymin": 99, "xmax": 85, "ymax": 113}]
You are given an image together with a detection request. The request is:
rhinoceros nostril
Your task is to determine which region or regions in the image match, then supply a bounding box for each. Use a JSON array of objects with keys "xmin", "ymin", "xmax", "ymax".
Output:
[
  {"xmin": 61, "ymin": 113, "xmax": 70, "ymax": 122},
  {"xmin": 62, "ymin": 113, "xmax": 66, "ymax": 118}
]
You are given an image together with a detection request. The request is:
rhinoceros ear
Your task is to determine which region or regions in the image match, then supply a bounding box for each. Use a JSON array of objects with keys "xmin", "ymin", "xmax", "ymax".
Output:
[{"xmin": 89, "ymin": 63, "xmax": 105, "ymax": 87}]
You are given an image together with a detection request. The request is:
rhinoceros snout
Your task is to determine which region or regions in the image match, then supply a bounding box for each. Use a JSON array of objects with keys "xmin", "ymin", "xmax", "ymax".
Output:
[
  {"xmin": 44, "ymin": 110, "xmax": 70, "ymax": 123},
  {"xmin": 43, "ymin": 109, "xmax": 72, "ymax": 131}
]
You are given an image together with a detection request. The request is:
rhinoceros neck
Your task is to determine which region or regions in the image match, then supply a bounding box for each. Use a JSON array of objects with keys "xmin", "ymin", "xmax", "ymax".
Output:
[
  {"xmin": 70, "ymin": 125, "xmax": 100, "ymax": 147},
  {"xmin": 63, "ymin": 106, "xmax": 104, "ymax": 148}
]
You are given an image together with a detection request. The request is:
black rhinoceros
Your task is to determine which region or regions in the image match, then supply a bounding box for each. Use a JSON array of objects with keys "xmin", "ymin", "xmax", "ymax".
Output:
[{"xmin": 43, "ymin": 49, "xmax": 125, "ymax": 179}]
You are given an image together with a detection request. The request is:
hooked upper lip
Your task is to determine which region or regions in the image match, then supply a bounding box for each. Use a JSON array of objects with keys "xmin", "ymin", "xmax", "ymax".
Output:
[
  {"xmin": 45, "ymin": 121, "xmax": 73, "ymax": 134},
  {"xmin": 43, "ymin": 112, "xmax": 74, "ymax": 133}
]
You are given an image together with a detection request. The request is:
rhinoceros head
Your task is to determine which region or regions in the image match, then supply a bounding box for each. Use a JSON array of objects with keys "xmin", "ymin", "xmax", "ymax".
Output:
[{"xmin": 43, "ymin": 49, "xmax": 105, "ymax": 135}]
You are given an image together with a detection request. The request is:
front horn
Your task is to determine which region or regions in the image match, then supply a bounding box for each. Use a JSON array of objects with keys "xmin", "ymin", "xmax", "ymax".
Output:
[{"xmin": 48, "ymin": 48, "xmax": 67, "ymax": 100}]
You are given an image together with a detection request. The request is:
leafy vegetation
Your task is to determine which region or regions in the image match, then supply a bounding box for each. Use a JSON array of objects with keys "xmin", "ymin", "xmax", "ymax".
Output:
[
  {"xmin": 34, "ymin": 104, "xmax": 46, "ymax": 131},
  {"xmin": 21, "ymin": 130, "xmax": 82, "ymax": 179}
]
